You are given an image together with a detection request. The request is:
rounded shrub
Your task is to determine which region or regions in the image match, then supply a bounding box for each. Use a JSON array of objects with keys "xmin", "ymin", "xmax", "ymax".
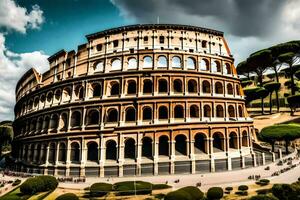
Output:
[
  {"xmin": 38, "ymin": 175, "xmax": 58, "ymax": 191},
  {"xmin": 238, "ymin": 185, "xmax": 249, "ymax": 191},
  {"xmin": 90, "ymin": 182, "xmax": 113, "ymax": 197},
  {"xmin": 152, "ymin": 184, "xmax": 172, "ymax": 190},
  {"xmin": 12, "ymin": 179, "xmax": 21, "ymax": 186},
  {"xmin": 235, "ymin": 190, "xmax": 248, "ymax": 196},
  {"xmin": 165, "ymin": 190, "xmax": 192, "ymax": 200},
  {"xmin": 20, "ymin": 177, "xmax": 44, "ymax": 195},
  {"xmin": 249, "ymin": 194, "xmax": 278, "ymax": 200},
  {"xmin": 178, "ymin": 186, "xmax": 204, "ymax": 200},
  {"xmin": 207, "ymin": 187, "xmax": 223, "ymax": 200},
  {"xmin": 55, "ymin": 193, "xmax": 79, "ymax": 200},
  {"xmin": 114, "ymin": 181, "xmax": 152, "ymax": 196},
  {"xmin": 256, "ymin": 189, "xmax": 271, "ymax": 195},
  {"xmin": 259, "ymin": 179, "xmax": 270, "ymax": 186}
]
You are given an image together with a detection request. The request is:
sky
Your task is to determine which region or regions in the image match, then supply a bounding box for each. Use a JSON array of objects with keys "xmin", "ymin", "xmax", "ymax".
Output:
[{"xmin": 0, "ymin": 0, "xmax": 300, "ymax": 121}]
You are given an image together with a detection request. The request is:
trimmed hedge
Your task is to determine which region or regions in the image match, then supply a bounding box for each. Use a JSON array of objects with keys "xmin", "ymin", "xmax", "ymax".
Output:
[
  {"xmin": 152, "ymin": 184, "xmax": 172, "ymax": 190},
  {"xmin": 12, "ymin": 179, "xmax": 21, "ymax": 186},
  {"xmin": 178, "ymin": 186, "xmax": 204, "ymax": 200},
  {"xmin": 165, "ymin": 186, "xmax": 204, "ymax": 200},
  {"xmin": 238, "ymin": 185, "xmax": 249, "ymax": 191},
  {"xmin": 20, "ymin": 176, "xmax": 58, "ymax": 195},
  {"xmin": 249, "ymin": 195, "xmax": 279, "ymax": 200},
  {"xmin": 113, "ymin": 181, "xmax": 152, "ymax": 196},
  {"xmin": 90, "ymin": 182, "xmax": 113, "ymax": 197},
  {"xmin": 207, "ymin": 187, "xmax": 223, "ymax": 200},
  {"xmin": 256, "ymin": 189, "xmax": 271, "ymax": 195},
  {"xmin": 55, "ymin": 193, "xmax": 79, "ymax": 200}
]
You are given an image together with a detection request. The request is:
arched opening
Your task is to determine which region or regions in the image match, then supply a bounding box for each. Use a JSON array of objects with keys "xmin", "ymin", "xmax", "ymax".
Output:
[
  {"xmin": 50, "ymin": 114, "xmax": 59, "ymax": 130},
  {"xmin": 225, "ymin": 63, "xmax": 232, "ymax": 74},
  {"xmin": 87, "ymin": 110, "xmax": 99, "ymax": 125},
  {"xmin": 59, "ymin": 113, "xmax": 68, "ymax": 130},
  {"xmin": 37, "ymin": 117, "xmax": 43, "ymax": 131},
  {"xmin": 127, "ymin": 80, "xmax": 137, "ymax": 94},
  {"xmin": 143, "ymin": 56, "xmax": 153, "ymax": 68},
  {"xmin": 215, "ymin": 82, "xmax": 223, "ymax": 94},
  {"xmin": 125, "ymin": 107, "xmax": 136, "ymax": 122},
  {"xmin": 238, "ymin": 106, "xmax": 244, "ymax": 117},
  {"xmin": 216, "ymin": 105, "xmax": 224, "ymax": 118},
  {"xmin": 228, "ymin": 105, "xmax": 235, "ymax": 118},
  {"xmin": 203, "ymin": 105, "xmax": 211, "ymax": 117},
  {"xmin": 30, "ymin": 120, "xmax": 36, "ymax": 132},
  {"xmin": 75, "ymin": 85, "xmax": 84, "ymax": 99},
  {"xmin": 46, "ymin": 92, "xmax": 53, "ymax": 103},
  {"xmin": 58, "ymin": 143, "xmax": 66, "ymax": 162},
  {"xmin": 110, "ymin": 82, "xmax": 120, "ymax": 96},
  {"xmin": 106, "ymin": 140, "xmax": 117, "ymax": 160},
  {"xmin": 54, "ymin": 90, "xmax": 61, "ymax": 102},
  {"xmin": 172, "ymin": 56, "xmax": 181, "ymax": 68},
  {"xmin": 213, "ymin": 133, "xmax": 224, "ymax": 152},
  {"xmin": 111, "ymin": 58, "xmax": 121, "ymax": 70},
  {"xmin": 175, "ymin": 135, "xmax": 187, "ymax": 155},
  {"xmin": 106, "ymin": 108, "xmax": 118, "ymax": 122},
  {"xmin": 124, "ymin": 138, "xmax": 135, "ymax": 159},
  {"xmin": 94, "ymin": 61, "xmax": 104, "ymax": 72},
  {"xmin": 202, "ymin": 81, "xmax": 211, "ymax": 93},
  {"xmin": 194, "ymin": 133, "xmax": 206, "ymax": 154},
  {"xmin": 190, "ymin": 105, "xmax": 199, "ymax": 118},
  {"xmin": 43, "ymin": 116, "xmax": 50, "ymax": 130},
  {"xmin": 143, "ymin": 79, "xmax": 153, "ymax": 94},
  {"xmin": 142, "ymin": 137, "xmax": 153, "ymax": 158},
  {"xmin": 158, "ymin": 56, "xmax": 167, "ymax": 68},
  {"xmin": 200, "ymin": 59, "xmax": 209, "ymax": 71},
  {"xmin": 173, "ymin": 79, "xmax": 183, "ymax": 93},
  {"xmin": 35, "ymin": 144, "xmax": 41, "ymax": 163},
  {"xmin": 48, "ymin": 143, "xmax": 56, "ymax": 164},
  {"xmin": 30, "ymin": 145, "xmax": 35, "ymax": 161},
  {"xmin": 159, "ymin": 136, "xmax": 169, "ymax": 156},
  {"xmin": 62, "ymin": 87, "xmax": 71, "ymax": 102},
  {"xmin": 143, "ymin": 107, "xmax": 152, "ymax": 121},
  {"xmin": 159, "ymin": 106, "xmax": 168, "ymax": 119},
  {"xmin": 242, "ymin": 131, "xmax": 248, "ymax": 147},
  {"xmin": 158, "ymin": 79, "xmax": 168, "ymax": 93},
  {"xmin": 188, "ymin": 80, "xmax": 197, "ymax": 93},
  {"xmin": 70, "ymin": 142, "xmax": 80, "ymax": 163},
  {"xmin": 174, "ymin": 105, "xmax": 184, "ymax": 118},
  {"xmin": 92, "ymin": 83, "xmax": 101, "ymax": 97},
  {"xmin": 236, "ymin": 85, "xmax": 240, "ymax": 95},
  {"xmin": 229, "ymin": 132, "xmax": 238, "ymax": 149},
  {"xmin": 227, "ymin": 83, "xmax": 233, "ymax": 95},
  {"xmin": 212, "ymin": 61, "xmax": 221, "ymax": 72},
  {"xmin": 71, "ymin": 111, "xmax": 81, "ymax": 127},
  {"xmin": 87, "ymin": 142, "xmax": 98, "ymax": 162},
  {"xmin": 128, "ymin": 58, "xmax": 137, "ymax": 69},
  {"xmin": 187, "ymin": 57, "xmax": 196, "ymax": 69}
]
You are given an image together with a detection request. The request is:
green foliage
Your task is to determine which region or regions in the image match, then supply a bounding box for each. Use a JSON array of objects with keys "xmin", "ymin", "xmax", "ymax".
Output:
[
  {"xmin": 0, "ymin": 125, "xmax": 13, "ymax": 156},
  {"xmin": 90, "ymin": 182, "xmax": 113, "ymax": 197},
  {"xmin": 272, "ymin": 183, "xmax": 300, "ymax": 200},
  {"xmin": 225, "ymin": 186, "xmax": 233, "ymax": 191},
  {"xmin": 154, "ymin": 193, "xmax": 166, "ymax": 200},
  {"xmin": 178, "ymin": 186, "xmax": 204, "ymax": 200},
  {"xmin": 207, "ymin": 187, "xmax": 223, "ymax": 200},
  {"xmin": 20, "ymin": 176, "xmax": 58, "ymax": 195},
  {"xmin": 287, "ymin": 94, "xmax": 300, "ymax": 110},
  {"xmin": 238, "ymin": 185, "xmax": 249, "ymax": 191},
  {"xmin": 12, "ymin": 179, "xmax": 21, "ymax": 186},
  {"xmin": 55, "ymin": 193, "xmax": 79, "ymax": 200},
  {"xmin": 250, "ymin": 194, "xmax": 279, "ymax": 200},
  {"xmin": 113, "ymin": 181, "xmax": 152, "ymax": 196},
  {"xmin": 152, "ymin": 184, "xmax": 172, "ymax": 190},
  {"xmin": 256, "ymin": 189, "xmax": 271, "ymax": 195},
  {"xmin": 278, "ymin": 52, "xmax": 296, "ymax": 65},
  {"xmin": 241, "ymin": 80, "xmax": 253, "ymax": 88},
  {"xmin": 235, "ymin": 190, "xmax": 248, "ymax": 196},
  {"xmin": 243, "ymin": 87, "xmax": 262, "ymax": 104},
  {"xmin": 259, "ymin": 124, "xmax": 300, "ymax": 143},
  {"xmin": 269, "ymin": 41, "xmax": 300, "ymax": 57},
  {"xmin": 264, "ymin": 82, "xmax": 281, "ymax": 92},
  {"xmin": 295, "ymin": 69, "xmax": 300, "ymax": 80},
  {"xmin": 165, "ymin": 186, "xmax": 204, "ymax": 200}
]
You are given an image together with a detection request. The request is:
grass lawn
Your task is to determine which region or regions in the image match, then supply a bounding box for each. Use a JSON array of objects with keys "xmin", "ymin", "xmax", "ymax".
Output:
[
  {"xmin": 223, "ymin": 184, "xmax": 273, "ymax": 200},
  {"xmin": 0, "ymin": 187, "xmax": 31, "ymax": 200}
]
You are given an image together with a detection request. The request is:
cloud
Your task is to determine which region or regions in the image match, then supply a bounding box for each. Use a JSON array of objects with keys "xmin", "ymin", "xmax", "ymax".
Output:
[
  {"xmin": 0, "ymin": 0, "xmax": 44, "ymax": 33},
  {"xmin": 0, "ymin": 0, "xmax": 48, "ymax": 121},
  {"xmin": 110, "ymin": 0, "xmax": 300, "ymax": 64}
]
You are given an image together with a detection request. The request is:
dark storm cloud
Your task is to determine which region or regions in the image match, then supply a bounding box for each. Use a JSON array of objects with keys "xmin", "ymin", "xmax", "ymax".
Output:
[{"xmin": 111, "ymin": 0, "xmax": 285, "ymax": 37}]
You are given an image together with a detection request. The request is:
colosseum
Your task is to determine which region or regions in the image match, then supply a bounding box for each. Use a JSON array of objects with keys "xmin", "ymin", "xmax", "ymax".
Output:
[{"xmin": 12, "ymin": 24, "xmax": 259, "ymax": 178}]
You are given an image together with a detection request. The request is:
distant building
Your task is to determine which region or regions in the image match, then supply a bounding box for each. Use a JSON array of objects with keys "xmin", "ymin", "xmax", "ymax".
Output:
[{"xmin": 12, "ymin": 24, "xmax": 256, "ymax": 177}]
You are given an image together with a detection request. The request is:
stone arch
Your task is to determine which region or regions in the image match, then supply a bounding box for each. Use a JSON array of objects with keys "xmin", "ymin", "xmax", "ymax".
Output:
[
  {"xmin": 71, "ymin": 111, "xmax": 81, "ymax": 127},
  {"xmin": 142, "ymin": 106, "xmax": 152, "ymax": 121},
  {"xmin": 59, "ymin": 113, "xmax": 68, "ymax": 130},
  {"xmin": 70, "ymin": 142, "xmax": 80, "ymax": 163},
  {"xmin": 127, "ymin": 57, "xmax": 137, "ymax": 69},
  {"xmin": 158, "ymin": 79, "xmax": 168, "ymax": 93},
  {"xmin": 34, "ymin": 96, "xmax": 39, "ymax": 108},
  {"xmin": 30, "ymin": 119, "xmax": 36, "ymax": 132},
  {"xmin": 46, "ymin": 91, "xmax": 53, "ymax": 103},
  {"xmin": 225, "ymin": 63, "xmax": 232, "ymax": 74},
  {"xmin": 242, "ymin": 131, "xmax": 248, "ymax": 147},
  {"xmin": 213, "ymin": 132, "xmax": 224, "ymax": 151},
  {"xmin": 159, "ymin": 135, "xmax": 169, "ymax": 156},
  {"xmin": 86, "ymin": 109, "xmax": 99, "ymax": 125},
  {"xmin": 29, "ymin": 144, "xmax": 35, "ymax": 161},
  {"xmin": 58, "ymin": 142, "xmax": 66, "ymax": 162},
  {"xmin": 229, "ymin": 132, "xmax": 238, "ymax": 149},
  {"xmin": 173, "ymin": 79, "xmax": 183, "ymax": 93},
  {"xmin": 142, "ymin": 137, "xmax": 153, "ymax": 158},
  {"xmin": 37, "ymin": 117, "xmax": 43, "ymax": 131},
  {"xmin": 190, "ymin": 105, "xmax": 199, "ymax": 118},
  {"xmin": 87, "ymin": 142, "xmax": 98, "ymax": 162},
  {"xmin": 172, "ymin": 56, "xmax": 181, "ymax": 68},
  {"xmin": 158, "ymin": 106, "xmax": 168, "ymax": 119},
  {"xmin": 188, "ymin": 79, "xmax": 198, "ymax": 93},
  {"xmin": 110, "ymin": 81, "xmax": 120, "ymax": 96},
  {"xmin": 194, "ymin": 133, "xmax": 207, "ymax": 154},
  {"xmin": 236, "ymin": 85, "xmax": 241, "ymax": 95},
  {"xmin": 124, "ymin": 138, "xmax": 136, "ymax": 159},
  {"xmin": 227, "ymin": 83, "xmax": 233, "ymax": 95},
  {"xmin": 106, "ymin": 140, "xmax": 117, "ymax": 160},
  {"xmin": 238, "ymin": 105, "xmax": 244, "ymax": 117},
  {"xmin": 143, "ymin": 56, "xmax": 153, "ymax": 68},
  {"xmin": 48, "ymin": 143, "xmax": 56, "ymax": 164},
  {"xmin": 174, "ymin": 105, "xmax": 184, "ymax": 118},
  {"xmin": 175, "ymin": 134, "xmax": 187, "ymax": 155},
  {"xmin": 212, "ymin": 60, "xmax": 221, "ymax": 72},
  {"xmin": 111, "ymin": 58, "xmax": 122, "ymax": 70},
  {"xmin": 106, "ymin": 108, "xmax": 118, "ymax": 122},
  {"xmin": 228, "ymin": 105, "xmax": 235, "ymax": 118},
  {"xmin": 127, "ymin": 80, "xmax": 137, "ymax": 94},
  {"xmin": 202, "ymin": 80, "xmax": 211, "ymax": 93},
  {"xmin": 35, "ymin": 144, "xmax": 41, "ymax": 163},
  {"xmin": 157, "ymin": 55, "xmax": 168, "ymax": 68},
  {"xmin": 125, "ymin": 107, "xmax": 136, "ymax": 122},
  {"xmin": 216, "ymin": 105, "xmax": 224, "ymax": 118},
  {"xmin": 43, "ymin": 116, "xmax": 50, "ymax": 130},
  {"xmin": 75, "ymin": 85, "xmax": 84, "ymax": 99},
  {"xmin": 62, "ymin": 87, "xmax": 71, "ymax": 102},
  {"xmin": 215, "ymin": 82, "xmax": 223, "ymax": 94},
  {"xmin": 50, "ymin": 114, "xmax": 59, "ymax": 130},
  {"xmin": 203, "ymin": 105, "xmax": 211, "ymax": 117},
  {"xmin": 54, "ymin": 89, "xmax": 61, "ymax": 102},
  {"xmin": 91, "ymin": 83, "xmax": 102, "ymax": 97},
  {"xmin": 200, "ymin": 59, "xmax": 209, "ymax": 71},
  {"xmin": 143, "ymin": 79, "xmax": 153, "ymax": 94},
  {"xmin": 187, "ymin": 57, "xmax": 196, "ymax": 69}
]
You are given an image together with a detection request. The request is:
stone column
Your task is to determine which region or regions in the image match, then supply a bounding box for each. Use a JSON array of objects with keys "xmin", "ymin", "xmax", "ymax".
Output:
[
  {"xmin": 170, "ymin": 140, "xmax": 175, "ymax": 174},
  {"xmin": 44, "ymin": 144, "xmax": 50, "ymax": 175},
  {"xmin": 80, "ymin": 139, "xmax": 86, "ymax": 177},
  {"xmin": 100, "ymin": 136, "xmax": 105, "ymax": 177},
  {"xmin": 66, "ymin": 139, "xmax": 71, "ymax": 177},
  {"xmin": 154, "ymin": 139, "xmax": 159, "ymax": 175},
  {"xmin": 118, "ymin": 135, "xmax": 124, "ymax": 177},
  {"xmin": 278, "ymin": 149, "xmax": 283, "ymax": 160},
  {"xmin": 262, "ymin": 153, "xmax": 266, "ymax": 165},
  {"xmin": 252, "ymin": 153, "xmax": 257, "ymax": 167}
]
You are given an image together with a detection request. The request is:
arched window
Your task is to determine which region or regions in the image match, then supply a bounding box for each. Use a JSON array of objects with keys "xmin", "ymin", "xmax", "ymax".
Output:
[
  {"xmin": 190, "ymin": 105, "xmax": 199, "ymax": 118},
  {"xmin": 127, "ymin": 80, "xmax": 137, "ymax": 94},
  {"xmin": 187, "ymin": 57, "xmax": 196, "ymax": 69},
  {"xmin": 43, "ymin": 116, "xmax": 50, "ymax": 130},
  {"xmin": 142, "ymin": 137, "xmax": 152, "ymax": 158},
  {"xmin": 71, "ymin": 111, "xmax": 81, "ymax": 127},
  {"xmin": 50, "ymin": 114, "xmax": 59, "ymax": 130},
  {"xmin": 143, "ymin": 79, "xmax": 153, "ymax": 94},
  {"xmin": 204, "ymin": 105, "xmax": 211, "ymax": 117},
  {"xmin": 159, "ymin": 106, "xmax": 168, "ymax": 119},
  {"xmin": 59, "ymin": 113, "xmax": 68, "ymax": 130},
  {"xmin": 227, "ymin": 83, "xmax": 233, "ymax": 95},
  {"xmin": 87, "ymin": 110, "xmax": 99, "ymax": 125},
  {"xmin": 110, "ymin": 82, "xmax": 120, "ymax": 96},
  {"xmin": 228, "ymin": 105, "xmax": 235, "ymax": 118},
  {"xmin": 35, "ymin": 144, "xmax": 41, "ymax": 163},
  {"xmin": 124, "ymin": 138, "xmax": 135, "ymax": 159},
  {"xmin": 106, "ymin": 140, "xmax": 117, "ymax": 160},
  {"xmin": 143, "ymin": 107, "xmax": 152, "ymax": 121},
  {"xmin": 46, "ymin": 92, "xmax": 53, "ymax": 103},
  {"xmin": 48, "ymin": 143, "xmax": 56, "ymax": 164},
  {"xmin": 58, "ymin": 143, "xmax": 66, "ymax": 162},
  {"xmin": 225, "ymin": 63, "xmax": 232, "ymax": 74},
  {"xmin": 216, "ymin": 105, "xmax": 224, "ymax": 118},
  {"xmin": 128, "ymin": 58, "xmax": 137, "ymax": 69},
  {"xmin": 87, "ymin": 142, "xmax": 98, "ymax": 162},
  {"xmin": 143, "ymin": 56, "xmax": 153, "ymax": 68},
  {"xmin": 70, "ymin": 142, "xmax": 80, "ymax": 162},
  {"xmin": 125, "ymin": 107, "xmax": 136, "ymax": 122},
  {"xmin": 62, "ymin": 87, "xmax": 71, "ymax": 102},
  {"xmin": 75, "ymin": 85, "xmax": 84, "ymax": 99},
  {"xmin": 215, "ymin": 82, "xmax": 223, "ymax": 94},
  {"xmin": 111, "ymin": 58, "xmax": 121, "ymax": 70},
  {"xmin": 92, "ymin": 83, "xmax": 101, "ymax": 97},
  {"xmin": 229, "ymin": 132, "xmax": 238, "ymax": 149},
  {"xmin": 174, "ymin": 105, "xmax": 184, "ymax": 118},
  {"xmin": 173, "ymin": 79, "xmax": 182, "ymax": 93},
  {"xmin": 202, "ymin": 81, "xmax": 211, "ymax": 93},
  {"xmin": 188, "ymin": 80, "xmax": 197, "ymax": 93},
  {"xmin": 236, "ymin": 85, "xmax": 240, "ymax": 95},
  {"xmin": 37, "ymin": 117, "xmax": 43, "ymax": 131},
  {"xmin": 157, "ymin": 56, "xmax": 167, "ymax": 68},
  {"xmin": 94, "ymin": 61, "xmax": 104, "ymax": 72},
  {"xmin": 213, "ymin": 133, "xmax": 224, "ymax": 151},
  {"xmin": 107, "ymin": 108, "xmax": 118, "ymax": 122},
  {"xmin": 172, "ymin": 56, "xmax": 181, "ymax": 68},
  {"xmin": 159, "ymin": 136, "xmax": 169, "ymax": 156},
  {"xmin": 238, "ymin": 105, "xmax": 244, "ymax": 117},
  {"xmin": 212, "ymin": 61, "xmax": 221, "ymax": 72},
  {"xmin": 158, "ymin": 79, "xmax": 168, "ymax": 93},
  {"xmin": 194, "ymin": 133, "xmax": 206, "ymax": 153},
  {"xmin": 54, "ymin": 90, "xmax": 61, "ymax": 102},
  {"xmin": 200, "ymin": 59, "xmax": 209, "ymax": 71},
  {"xmin": 242, "ymin": 131, "xmax": 248, "ymax": 147},
  {"xmin": 175, "ymin": 135, "xmax": 187, "ymax": 155}
]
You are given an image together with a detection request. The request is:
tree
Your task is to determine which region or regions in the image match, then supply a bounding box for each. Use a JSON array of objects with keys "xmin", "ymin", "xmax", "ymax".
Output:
[
  {"xmin": 243, "ymin": 87, "xmax": 261, "ymax": 105},
  {"xmin": 236, "ymin": 61, "xmax": 252, "ymax": 80},
  {"xmin": 287, "ymin": 94, "xmax": 300, "ymax": 115},
  {"xmin": 264, "ymin": 82, "xmax": 281, "ymax": 114},
  {"xmin": 0, "ymin": 125, "xmax": 12, "ymax": 157},
  {"xmin": 256, "ymin": 87, "xmax": 269, "ymax": 115}
]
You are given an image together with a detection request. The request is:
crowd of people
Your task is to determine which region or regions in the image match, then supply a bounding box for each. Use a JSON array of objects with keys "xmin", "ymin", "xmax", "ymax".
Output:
[{"xmin": 57, "ymin": 177, "xmax": 86, "ymax": 183}]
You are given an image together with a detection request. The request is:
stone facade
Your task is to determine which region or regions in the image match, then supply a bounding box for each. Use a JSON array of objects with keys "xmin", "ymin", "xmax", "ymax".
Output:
[{"xmin": 13, "ymin": 24, "xmax": 255, "ymax": 177}]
